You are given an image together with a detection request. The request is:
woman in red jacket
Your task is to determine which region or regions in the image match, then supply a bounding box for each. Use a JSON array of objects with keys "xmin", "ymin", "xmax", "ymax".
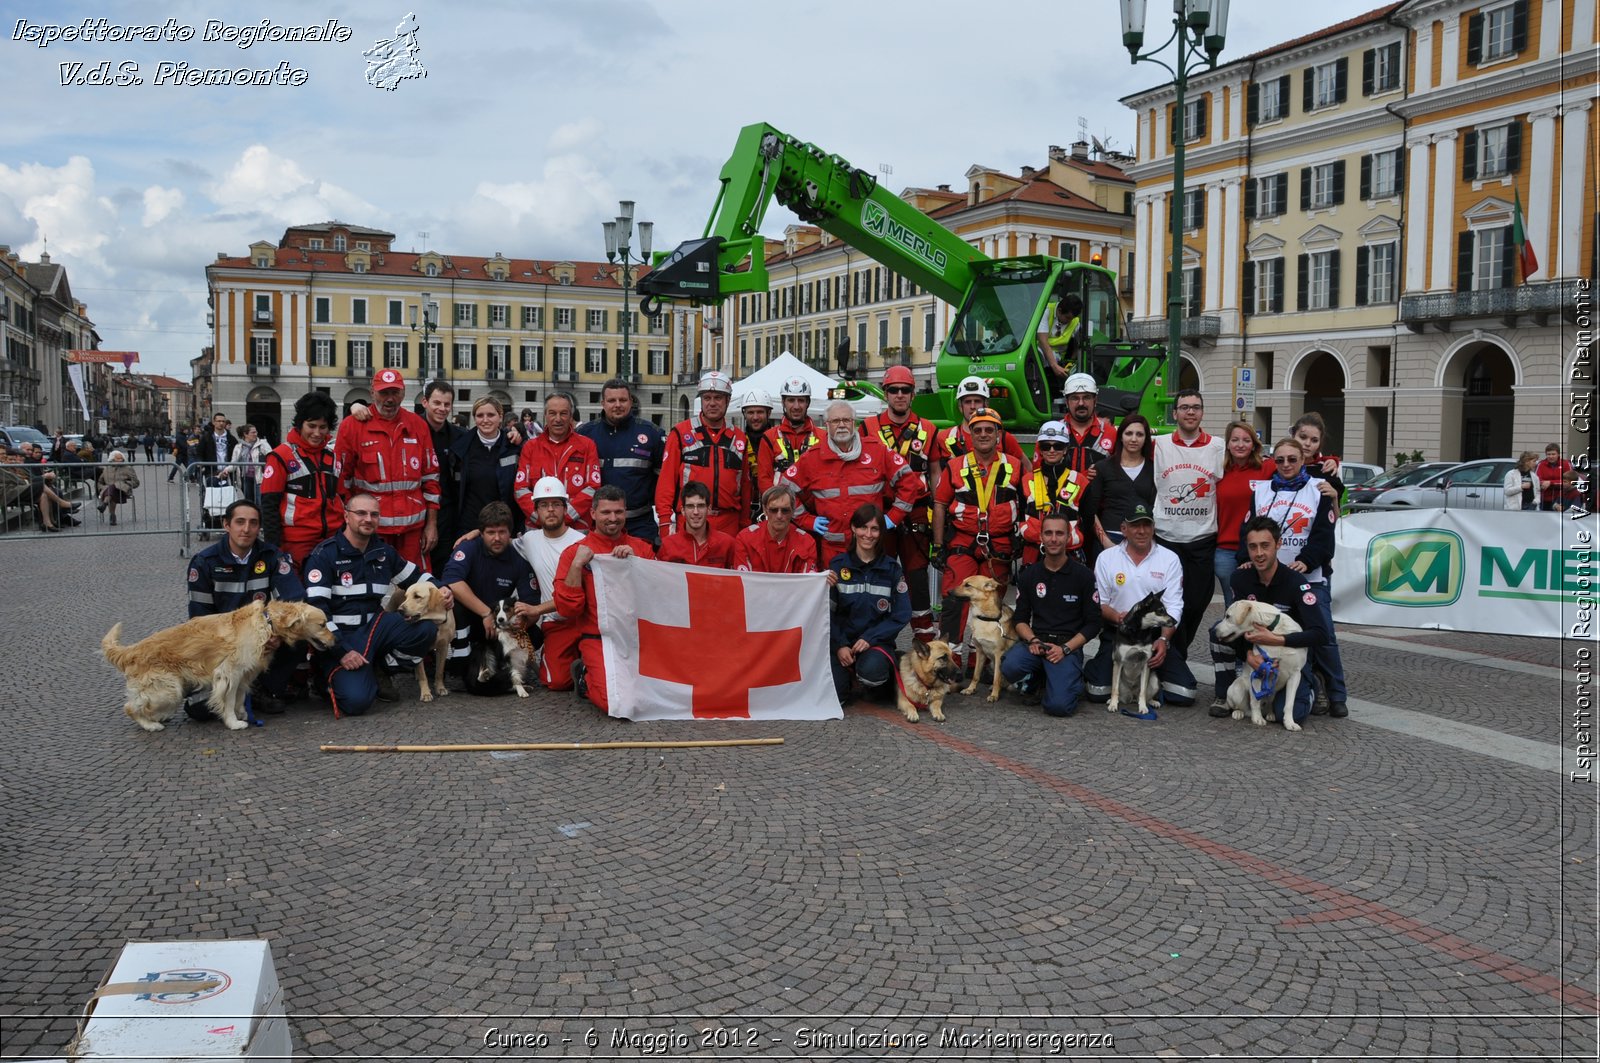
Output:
[{"xmin": 1213, "ymin": 420, "xmax": 1265, "ymax": 606}]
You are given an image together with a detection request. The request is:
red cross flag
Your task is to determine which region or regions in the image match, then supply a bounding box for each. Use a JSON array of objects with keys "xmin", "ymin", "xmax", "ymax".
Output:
[{"xmin": 592, "ymin": 557, "xmax": 842, "ymax": 721}]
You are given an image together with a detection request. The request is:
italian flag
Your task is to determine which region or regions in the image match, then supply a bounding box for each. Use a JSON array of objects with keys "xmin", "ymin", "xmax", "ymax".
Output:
[{"xmin": 1513, "ymin": 187, "xmax": 1540, "ymax": 282}]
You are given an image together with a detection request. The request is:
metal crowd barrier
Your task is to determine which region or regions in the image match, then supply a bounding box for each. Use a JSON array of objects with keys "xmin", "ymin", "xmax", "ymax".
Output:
[{"xmin": 0, "ymin": 459, "xmax": 268, "ymax": 556}]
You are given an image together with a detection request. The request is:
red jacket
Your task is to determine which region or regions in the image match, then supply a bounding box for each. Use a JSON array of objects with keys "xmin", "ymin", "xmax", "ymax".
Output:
[
  {"xmin": 783, "ymin": 438, "xmax": 924, "ymax": 563},
  {"xmin": 756, "ymin": 418, "xmax": 823, "ymax": 490},
  {"xmin": 734, "ymin": 523, "xmax": 818, "ymax": 573},
  {"xmin": 656, "ymin": 418, "xmax": 751, "ymax": 538},
  {"xmin": 334, "ymin": 409, "xmax": 439, "ymax": 535},
  {"xmin": 551, "ymin": 530, "xmax": 657, "ymax": 635},
  {"xmin": 935, "ymin": 451, "xmax": 1025, "ymax": 541},
  {"xmin": 514, "ymin": 430, "xmax": 602, "ymax": 530},
  {"xmin": 656, "ymin": 528, "xmax": 740, "ymax": 569},
  {"xmin": 260, "ymin": 429, "xmax": 343, "ymax": 549},
  {"xmin": 862, "ymin": 412, "xmax": 945, "ymax": 491},
  {"xmin": 1018, "ymin": 461, "xmax": 1089, "ymax": 558}
]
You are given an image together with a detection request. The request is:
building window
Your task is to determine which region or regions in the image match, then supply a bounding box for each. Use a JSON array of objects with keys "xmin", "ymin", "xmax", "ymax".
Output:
[
  {"xmin": 1358, "ymin": 242, "xmax": 1398, "ymax": 305},
  {"xmin": 488, "ymin": 344, "xmax": 509, "ymax": 374},
  {"xmin": 384, "ymin": 340, "xmax": 407, "ymax": 369},
  {"xmin": 585, "ymin": 346, "xmax": 606, "ymax": 375},
  {"xmin": 522, "ymin": 305, "xmax": 543, "ymax": 329},
  {"xmin": 489, "ymin": 304, "xmax": 509, "ymax": 327},
  {"xmin": 1247, "ymin": 258, "xmax": 1285, "ymax": 315},
  {"xmin": 312, "ymin": 338, "xmax": 333, "ymax": 366},
  {"xmin": 1310, "ymin": 58, "xmax": 1346, "ymax": 109},
  {"xmin": 1181, "ymin": 267, "xmax": 1202, "ymax": 317},
  {"xmin": 333, "ymin": 235, "xmax": 347, "ymax": 252},
  {"xmin": 555, "ymin": 307, "xmax": 574, "ymax": 330},
  {"xmin": 1183, "ymin": 188, "xmax": 1205, "ymax": 231},
  {"xmin": 1303, "ymin": 161, "xmax": 1345, "ymax": 210},
  {"xmin": 355, "ymin": 241, "xmax": 370, "ymax": 252},
  {"xmin": 1471, "ymin": 227, "xmax": 1510, "ymax": 290},
  {"xmin": 924, "ymin": 311, "xmax": 935, "ymax": 352},
  {"xmin": 1362, "ymin": 149, "xmax": 1402, "ymax": 200},
  {"xmin": 647, "ymin": 314, "xmax": 666, "ymax": 335},
  {"xmin": 1476, "ymin": 124, "xmax": 1514, "ymax": 178},
  {"xmin": 422, "ymin": 342, "xmax": 441, "ymax": 375},
  {"xmin": 1481, "ymin": 1, "xmax": 1518, "ymax": 60},
  {"xmin": 649, "ymin": 348, "xmax": 667, "ymax": 375},
  {"xmin": 555, "ymin": 346, "xmax": 575, "ymax": 374},
  {"xmin": 251, "ymin": 336, "xmax": 273, "ymax": 366},
  {"xmin": 253, "ymin": 293, "xmax": 271, "ymax": 322},
  {"xmin": 899, "ymin": 315, "xmax": 912, "ymax": 349},
  {"xmin": 352, "ymin": 299, "xmax": 367, "ymax": 325},
  {"xmin": 313, "ymin": 297, "xmax": 330, "ymax": 324},
  {"xmin": 857, "ymin": 320, "xmax": 867, "ymax": 354},
  {"xmin": 348, "ymin": 340, "xmax": 370, "ymax": 370},
  {"xmin": 740, "ymin": 338, "xmax": 749, "ymax": 369},
  {"xmin": 308, "ymin": 238, "xmax": 323, "ymax": 250},
  {"xmin": 587, "ymin": 308, "xmax": 607, "ymax": 332},
  {"xmin": 454, "ymin": 342, "xmax": 477, "ymax": 370},
  {"xmin": 618, "ymin": 347, "xmax": 637, "ymax": 377},
  {"xmin": 1298, "ymin": 249, "xmax": 1341, "ymax": 310},
  {"xmin": 1182, "ymin": 97, "xmax": 1206, "ymax": 141},
  {"xmin": 388, "ymin": 299, "xmax": 404, "ymax": 326},
  {"xmin": 1251, "ymin": 173, "xmax": 1288, "ymax": 219},
  {"xmin": 1364, "ymin": 41, "xmax": 1401, "ymax": 94},
  {"xmin": 877, "ymin": 317, "xmax": 889, "ymax": 353},
  {"xmin": 351, "ymin": 263, "xmax": 367, "ymax": 274},
  {"xmin": 425, "ymin": 263, "xmax": 438, "ymax": 277},
  {"xmin": 520, "ymin": 343, "xmax": 543, "ymax": 372},
  {"xmin": 455, "ymin": 303, "xmax": 477, "ymax": 327},
  {"xmin": 1250, "ymin": 74, "xmax": 1289, "ymax": 124}
]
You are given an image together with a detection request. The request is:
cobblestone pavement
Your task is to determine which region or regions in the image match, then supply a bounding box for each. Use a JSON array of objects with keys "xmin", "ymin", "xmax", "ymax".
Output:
[{"xmin": 1, "ymin": 530, "xmax": 1594, "ymax": 1061}]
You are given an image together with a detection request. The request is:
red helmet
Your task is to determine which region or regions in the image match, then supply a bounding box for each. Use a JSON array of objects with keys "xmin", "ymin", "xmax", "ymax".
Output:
[{"xmin": 882, "ymin": 365, "xmax": 914, "ymax": 389}]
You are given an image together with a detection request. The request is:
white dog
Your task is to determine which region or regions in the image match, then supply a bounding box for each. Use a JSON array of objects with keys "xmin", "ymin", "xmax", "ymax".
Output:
[{"xmin": 1213, "ymin": 599, "xmax": 1309, "ymax": 732}]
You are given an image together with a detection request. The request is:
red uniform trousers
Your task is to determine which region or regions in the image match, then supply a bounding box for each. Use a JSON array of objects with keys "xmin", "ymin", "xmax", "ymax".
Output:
[
  {"xmin": 539, "ymin": 620, "xmax": 584, "ymax": 691},
  {"xmin": 939, "ymin": 532, "xmax": 1014, "ymax": 647},
  {"xmin": 578, "ymin": 634, "xmax": 610, "ymax": 712},
  {"xmin": 707, "ymin": 510, "xmax": 744, "ymax": 539},
  {"xmin": 887, "ymin": 523, "xmax": 936, "ymax": 641},
  {"xmin": 384, "ymin": 525, "xmax": 428, "ymax": 573},
  {"xmin": 279, "ymin": 532, "xmax": 324, "ymax": 570}
]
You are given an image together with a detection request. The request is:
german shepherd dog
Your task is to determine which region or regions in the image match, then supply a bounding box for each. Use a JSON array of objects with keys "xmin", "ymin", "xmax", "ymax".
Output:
[
  {"xmin": 896, "ymin": 639, "xmax": 963, "ymax": 723},
  {"xmin": 479, "ymin": 597, "xmax": 538, "ymax": 698},
  {"xmin": 1105, "ymin": 591, "xmax": 1176, "ymax": 716},
  {"xmin": 949, "ymin": 574, "xmax": 1018, "ymax": 703}
]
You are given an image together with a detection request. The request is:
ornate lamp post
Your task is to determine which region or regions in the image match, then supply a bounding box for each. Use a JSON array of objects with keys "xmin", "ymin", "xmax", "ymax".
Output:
[
  {"xmin": 409, "ymin": 292, "xmax": 437, "ymax": 387},
  {"xmin": 603, "ymin": 201, "xmax": 652, "ymax": 382},
  {"xmin": 1119, "ymin": 0, "xmax": 1229, "ymax": 393}
]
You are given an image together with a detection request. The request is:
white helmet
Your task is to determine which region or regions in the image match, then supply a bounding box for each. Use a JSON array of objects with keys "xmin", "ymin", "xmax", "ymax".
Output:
[
  {"xmin": 532, "ymin": 475, "xmax": 568, "ymax": 501},
  {"xmin": 698, "ymin": 370, "xmax": 733, "ymax": 395},
  {"xmin": 1063, "ymin": 372, "xmax": 1098, "ymax": 396},
  {"xmin": 1036, "ymin": 420, "xmax": 1070, "ymax": 445},
  {"xmin": 740, "ymin": 389, "xmax": 777, "ymax": 412},
  {"xmin": 779, "ymin": 376, "xmax": 811, "ymax": 399},
  {"xmin": 957, "ymin": 375, "xmax": 990, "ymax": 400}
]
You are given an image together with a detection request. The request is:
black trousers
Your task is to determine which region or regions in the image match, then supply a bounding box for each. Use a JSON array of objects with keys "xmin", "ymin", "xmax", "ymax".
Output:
[{"xmin": 1156, "ymin": 533, "xmax": 1217, "ymax": 655}]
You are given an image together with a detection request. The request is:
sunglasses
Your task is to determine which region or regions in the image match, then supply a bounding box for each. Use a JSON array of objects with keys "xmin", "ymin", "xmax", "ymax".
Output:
[
  {"xmin": 885, "ymin": 386, "xmax": 913, "ymax": 395},
  {"xmin": 1273, "ymin": 455, "xmax": 1301, "ymax": 464},
  {"xmin": 1038, "ymin": 442, "xmax": 1066, "ymax": 451}
]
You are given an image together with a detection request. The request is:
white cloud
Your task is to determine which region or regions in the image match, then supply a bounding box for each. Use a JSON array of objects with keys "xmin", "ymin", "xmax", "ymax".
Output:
[
  {"xmin": 458, "ymin": 153, "xmax": 618, "ymax": 253},
  {"xmin": 0, "ymin": 156, "xmax": 117, "ymax": 265},
  {"xmin": 208, "ymin": 144, "xmax": 375, "ymax": 226},
  {"xmin": 141, "ymin": 186, "xmax": 184, "ymax": 227}
]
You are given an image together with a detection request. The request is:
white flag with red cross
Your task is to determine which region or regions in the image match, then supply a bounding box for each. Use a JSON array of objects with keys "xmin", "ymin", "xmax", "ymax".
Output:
[{"xmin": 592, "ymin": 556, "xmax": 843, "ymax": 721}]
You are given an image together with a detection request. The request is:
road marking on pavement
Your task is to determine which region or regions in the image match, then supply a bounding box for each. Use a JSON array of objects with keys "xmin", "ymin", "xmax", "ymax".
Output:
[
  {"xmin": 1338, "ymin": 630, "xmax": 1568, "ymax": 680},
  {"xmin": 870, "ymin": 706, "xmax": 1597, "ymax": 1014},
  {"xmin": 1346, "ymin": 698, "xmax": 1563, "ymax": 774}
]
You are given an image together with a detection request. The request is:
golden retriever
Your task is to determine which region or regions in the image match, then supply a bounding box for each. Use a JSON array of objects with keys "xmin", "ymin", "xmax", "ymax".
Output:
[
  {"xmin": 897, "ymin": 639, "xmax": 963, "ymax": 723},
  {"xmin": 395, "ymin": 581, "xmax": 456, "ymax": 701},
  {"xmin": 102, "ymin": 600, "xmax": 335, "ymax": 731},
  {"xmin": 949, "ymin": 574, "xmax": 1017, "ymax": 702}
]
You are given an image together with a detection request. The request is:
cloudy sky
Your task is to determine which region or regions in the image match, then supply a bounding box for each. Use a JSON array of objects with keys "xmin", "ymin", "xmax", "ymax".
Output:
[{"xmin": 2, "ymin": 0, "xmax": 1387, "ymax": 377}]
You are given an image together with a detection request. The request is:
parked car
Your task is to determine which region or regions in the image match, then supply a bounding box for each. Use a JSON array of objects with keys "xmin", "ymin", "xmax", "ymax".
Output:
[
  {"xmin": 0, "ymin": 425, "xmax": 51, "ymax": 458},
  {"xmin": 1353, "ymin": 458, "xmax": 1519, "ymax": 511},
  {"xmin": 1338, "ymin": 462, "xmax": 1383, "ymax": 487},
  {"xmin": 1346, "ymin": 461, "xmax": 1460, "ymax": 508}
]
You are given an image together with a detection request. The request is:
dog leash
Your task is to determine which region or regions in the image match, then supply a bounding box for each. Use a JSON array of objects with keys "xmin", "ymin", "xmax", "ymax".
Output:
[
  {"xmin": 1250, "ymin": 647, "xmax": 1281, "ymax": 701},
  {"xmin": 326, "ymin": 617, "xmax": 384, "ymax": 720},
  {"xmin": 868, "ymin": 646, "xmax": 924, "ymax": 711}
]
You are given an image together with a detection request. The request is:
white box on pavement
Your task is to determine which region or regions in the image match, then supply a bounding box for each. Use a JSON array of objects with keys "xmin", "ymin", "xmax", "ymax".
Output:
[{"xmin": 69, "ymin": 940, "xmax": 291, "ymax": 1062}]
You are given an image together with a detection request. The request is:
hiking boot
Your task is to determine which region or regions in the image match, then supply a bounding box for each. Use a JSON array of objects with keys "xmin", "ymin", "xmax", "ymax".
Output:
[
  {"xmin": 1209, "ymin": 696, "xmax": 1232, "ymax": 718},
  {"xmin": 1327, "ymin": 700, "xmax": 1348, "ymax": 718}
]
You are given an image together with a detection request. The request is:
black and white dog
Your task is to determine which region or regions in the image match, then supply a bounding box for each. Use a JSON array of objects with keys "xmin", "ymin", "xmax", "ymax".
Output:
[
  {"xmin": 476, "ymin": 597, "xmax": 539, "ymax": 698},
  {"xmin": 1105, "ymin": 591, "xmax": 1177, "ymax": 716}
]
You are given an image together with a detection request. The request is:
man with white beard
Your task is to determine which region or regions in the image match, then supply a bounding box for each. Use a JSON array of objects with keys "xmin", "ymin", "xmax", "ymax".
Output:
[{"xmin": 782, "ymin": 401, "xmax": 923, "ymax": 567}]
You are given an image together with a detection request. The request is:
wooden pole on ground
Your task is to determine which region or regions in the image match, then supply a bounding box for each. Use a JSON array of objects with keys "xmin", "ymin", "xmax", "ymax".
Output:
[{"xmin": 320, "ymin": 738, "xmax": 785, "ymax": 754}]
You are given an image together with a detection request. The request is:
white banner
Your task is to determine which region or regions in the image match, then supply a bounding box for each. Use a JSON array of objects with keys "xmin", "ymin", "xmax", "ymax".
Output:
[
  {"xmin": 66, "ymin": 362, "xmax": 91, "ymax": 421},
  {"xmin": 592, "ymin": 556, "xmax": 843, "ymax": 721},
  {"xmin": 1333, "ymin": 508, "xmax": 1598, "ymax": 639}
]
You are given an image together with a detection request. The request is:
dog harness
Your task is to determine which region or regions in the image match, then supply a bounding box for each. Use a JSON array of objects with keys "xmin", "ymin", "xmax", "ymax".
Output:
[{"xmin": 869, "ymin": 645, "xmax": 925, "ymax": 712}]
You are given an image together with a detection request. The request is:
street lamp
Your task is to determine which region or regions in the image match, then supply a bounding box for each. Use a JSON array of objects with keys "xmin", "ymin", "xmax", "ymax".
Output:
[
  {"xmin": 603, "ymin": 200, "xmax": 652, "ymax": 384},
  {"xmin": 409, "ymin": 292, "xmax": 437, "ymax": 387},
  {"xmin": 1120, "ymin": 0, "xmax": 1229, "ymax": 395}
]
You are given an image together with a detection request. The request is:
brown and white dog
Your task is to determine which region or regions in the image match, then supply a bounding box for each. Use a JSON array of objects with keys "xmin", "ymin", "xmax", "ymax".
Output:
[
  {"xmin": 896, "ymin": 638, "xmax": 963, "ymax": 723},
  {"xmin": 949, "ymin": 574, "xmax": 1018, "ymax": 702},
  {"xmin": 395, "ymin": 581, "xmax": 456, "ymax": 702},
  {"xmin": 102, "ymin": 600, "xmax": 335, "ymax": 731}
]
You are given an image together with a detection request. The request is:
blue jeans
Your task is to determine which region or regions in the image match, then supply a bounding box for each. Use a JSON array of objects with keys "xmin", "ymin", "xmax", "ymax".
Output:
[
  {"xmin": 1214, "ymin": 547, "xmax": 1244, "ymax": 606},
  {"xmin": 1001, "ymin": 641, "xmax": 1085, "ymax": 717},
  {"xmin": 1307, "ymin": 582, "xmax": 1347, "ymax": 702}
]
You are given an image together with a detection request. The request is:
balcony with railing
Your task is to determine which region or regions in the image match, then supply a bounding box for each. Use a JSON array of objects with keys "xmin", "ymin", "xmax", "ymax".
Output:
[
  {"xmin": 486, "ymin": 365, "xmax": 512, "ymax": 381},
  {"xmin": 345, "ymin": 361, "xmax": 371, "ymax": 379},
  {"xmin": 553, "ymin": 369, "xmax": 578, "ymax": 385},
  {"xmin": 1127, "ymin": 316, "xmax": 1222, "ymax": 344},
  {"xmin": 1400, "ymin": 279, "xmax": 1585, "ymax": 332},
  {"xmin": 246, "ymin": 361, "xmax": 279, "ymax": 378}
]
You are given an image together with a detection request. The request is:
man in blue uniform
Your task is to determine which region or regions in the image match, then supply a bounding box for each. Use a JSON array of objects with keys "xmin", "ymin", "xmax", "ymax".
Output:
[
  {"xmin": 440, "ymin": 501, "xmax": 539, "ymax": 694},
  {"xmin": 1002, "ymin": 512, "xmax": 1102, "ymax": 717},
  {"xmin": 578, "ymin": 378, "xmax": 664, "ymax": 546},
  {"xmin": 302, "ymin": 491, "xmax": 450, "ymax": 715},
  {"xmin": 183, "ymin": 498, "xmax": 306, "ymax": 719},
  {"xmin": 1208, "ymin": 515, "xmax": 1330, "ymax": 725}
]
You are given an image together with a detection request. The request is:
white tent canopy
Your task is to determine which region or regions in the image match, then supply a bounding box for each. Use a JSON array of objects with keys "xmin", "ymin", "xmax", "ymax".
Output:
[{"xmin": 731, "ymin": 351, "xmax": 882, "ymax": 421}]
